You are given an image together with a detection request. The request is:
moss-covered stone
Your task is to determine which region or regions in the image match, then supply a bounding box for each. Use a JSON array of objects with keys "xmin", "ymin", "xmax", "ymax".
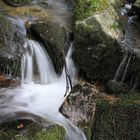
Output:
[
  {"xmin": 61, "ymin": 82, "xmax": 140, "ymax": 140},
  {"xmin": 30, "ymin": 20, "xmax": 65, "ymax": 74},
  {"xmin": 92, "ymin": 93, "xmax": 140, "ymax": 140},
  {"xmin": 0, "ymin": 14, "xmax": 24, "ymax": 77},
  {"xmin": 0, "ymin": 120, "xmax": 65, "ymax": 140},
  {"xmin": 73, "ymin": 0, "xmax": 140, "ymax": 91},
  {"xmin": 3, "ymin": 0, "xmax": 32, "ymax": 7},
  {"xmin": 74, "ymin": 0, "xmax": 110, "ymax": 20}
]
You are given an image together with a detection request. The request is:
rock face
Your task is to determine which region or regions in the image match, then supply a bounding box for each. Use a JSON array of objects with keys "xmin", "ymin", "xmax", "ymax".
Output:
[
  {"xmin": 30, "ymin": 20, "xmax": 66, "ymax": 74},
  {"xmin": 60, "ymin": 82, "xmax": 140, "ymax": 140},
  {"xmin": 73, "ymin": 0, "xmax": 140, "ymax": 93},
  {"xmin": 0, "ymin": 15, "xmax": 25, "ymax": 77},
  {"xmin": 60, "ymin": 82, "xmax": 98, "ymax": 139},
  {"xmin": 3, "ymin": 0, "xmax": 32, "ymax": 7},
  {"xmin": 73, "ymin": 0, "xmax": 124, "ymax": 83},
  {"xmin": 91, "ymin": 95, "xmax": 140, "ymax": 140}
]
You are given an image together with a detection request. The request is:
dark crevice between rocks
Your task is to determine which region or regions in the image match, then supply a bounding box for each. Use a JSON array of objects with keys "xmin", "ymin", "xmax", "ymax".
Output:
[{"xmin": 3, "ymin": 0, "xmax": 32, "ymax": 7}]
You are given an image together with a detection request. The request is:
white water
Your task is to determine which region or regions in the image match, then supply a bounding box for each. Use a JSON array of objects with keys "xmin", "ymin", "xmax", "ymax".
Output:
[
  {"xmin": 65, "ymin": 43, "xmax": 77, "ymax": 85},
  {"xmin": 0, "ymin": 39, "xmax": 86, "ymax": 140}
]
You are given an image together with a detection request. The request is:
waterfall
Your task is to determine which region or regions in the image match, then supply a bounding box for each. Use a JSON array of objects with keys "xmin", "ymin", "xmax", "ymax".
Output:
[
  {"xmin": 65, "ymin": 43, "xmax": 77, "ymax": 85},
  {"xmin": 0, "ymin": 39, "xmax": 86, "ymax": 140},
  {"xmin": 21, "ymin": 40, "xmax": 58, "ymax": 84}
]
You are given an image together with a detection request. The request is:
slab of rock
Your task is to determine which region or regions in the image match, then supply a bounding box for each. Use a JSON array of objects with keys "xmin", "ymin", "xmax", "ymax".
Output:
[{"xmin": 73, "ymin": 0, "xmax": 140, "ymax": 93}]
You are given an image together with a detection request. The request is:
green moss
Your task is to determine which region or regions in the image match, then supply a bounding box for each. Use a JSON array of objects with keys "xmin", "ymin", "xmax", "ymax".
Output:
[
  {"xmin": 92, "ymin": 93, "xmax": 140, "ymax": 140},
  {"xmin": 96, "ymin": 92, "xmax": 140, "ymax": 106},
  {"xmin": 74, "ymin": 0, "xmax": 110, "ymax": 20},
  {"xmin": 35, "ymin": 126, "xmax": 65, "ymax": 140}
]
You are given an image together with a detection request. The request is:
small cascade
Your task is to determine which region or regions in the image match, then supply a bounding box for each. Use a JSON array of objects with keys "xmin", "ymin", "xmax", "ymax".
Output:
[
  {"xmin": 21, "ymin": 40, "xmax": 58, "ymax": 84},
  {"xmin": 113, "ymin": 51, "xmax": 132, "ymax": 84},
  {"xmin": 65, "ymin": 43, "xmax": 77, "ymax": 85},
  {"xmin": 0, "ymin": 39, "xmax": 86, "ymax": 140}
]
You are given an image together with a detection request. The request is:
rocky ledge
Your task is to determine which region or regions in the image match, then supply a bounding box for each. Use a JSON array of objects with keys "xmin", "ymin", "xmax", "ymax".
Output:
[{"xmin": 60, "ymin": 81, "xmax": 140, "ymax": 140}]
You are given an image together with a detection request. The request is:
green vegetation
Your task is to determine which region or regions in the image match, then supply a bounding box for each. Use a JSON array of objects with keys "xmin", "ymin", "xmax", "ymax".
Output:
[
  {"xmin": 74, "ymin": 0, "xmax": 110, "ymax": 20},
  {"xmin": 92, "ymin": 93, "xmax": 140, "ymax": 140},
  {"xmin": 0, "ymin": 123, "xmax": 65, "ymax": 140}
]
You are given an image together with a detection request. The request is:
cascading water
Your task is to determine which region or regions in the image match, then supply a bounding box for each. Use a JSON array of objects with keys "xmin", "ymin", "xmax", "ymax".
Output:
[
  {"xmin": 0, "ymin": 39, "xmax": 86, "ymax": 140},
  {"xmin": 21, "ymin": 40, "xmax": 58, "ymax": 84}
]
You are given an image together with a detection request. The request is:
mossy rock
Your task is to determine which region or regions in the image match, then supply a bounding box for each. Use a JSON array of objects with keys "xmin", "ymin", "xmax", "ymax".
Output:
[
  {"xmin": 30, "ymin": 20, "xmax": 65, "ymax": 74},
  {"xmin": 73, "ymin": 0, "xmax": 125, "ymax": 83},
  {"xmin": 3, "ymin": 0, "xmax": 32, "ymax": 7},
  {"xmin": 0, "ymin": 14, "xmax": 24, "ymax": 77},
  {"xmin": 91, "ymin": 93, "xmax": 140, "ymax": 140},
  {"xmin": 74, "ymin": 0, "xmax": 110, "ymax": 20},
  {"xmin": 0, "ymin": 120, "xmax": 65, "ymax": 140}
]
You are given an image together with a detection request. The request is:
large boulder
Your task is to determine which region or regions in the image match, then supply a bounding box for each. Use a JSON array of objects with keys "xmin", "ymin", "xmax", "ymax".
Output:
[
  {"xmin": 0, "ymin": 15, "xmax": 25, "ymax": 77},
  {"xmin": 73, "ymin": 0, "xmax": 124, "ymax": 83},
  {"xmin": 73, "ymin": 0, "xmax": 140, "ymax": 93},
  {"xmin": 60, "ymin": 82, "xmax": 140, "ymax": 139},
  {"xmin": 30, "ymin": 20, "xmax": 66, "ymax": 74},
  {"xmin": 3, "ymin": 0, "xmax": 32, "ymax": 7}
]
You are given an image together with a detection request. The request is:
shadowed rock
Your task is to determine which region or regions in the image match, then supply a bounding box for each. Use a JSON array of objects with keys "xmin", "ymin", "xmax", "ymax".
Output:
[
  {"xmin": 0, "ymin": 15, "xmax": 25, "ymax": 77},
  {"xmin": 3, "ymin": 0, "xmax": 32, "ymax": 7},
  {"xmin": 30, "ymin": 20, "xmax": 65, "ymax": 74}
]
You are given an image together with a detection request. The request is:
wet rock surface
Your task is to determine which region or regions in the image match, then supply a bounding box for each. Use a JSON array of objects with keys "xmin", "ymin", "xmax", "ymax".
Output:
[
  {"xmin": 30, "ymin": 20, "xmax": 65, "ymax": 74},
  {"xmin": 60, "ymin": 82, "xmax": 99, "ymax": 138},
  {"xmin": 0, "ymin": 75, "xmax": 18, "ymax": 87},
  {"xmin": 60, "ymin": 81, "xmax": 140, "ymax": 140},
  {"xmin": 73, "ymin": 0, "xmax": 124, "ymax": 83},
  {"xmin": 0, "ymin": 119, "xmax": 65, "ymax": 140},
  {"xmin": 0, "ymin": 15, "xmax": 24, "ymax": 59},
  {"xmin": 73, "ymin": 0, "xmax": 140, "ymax": 93},
  {"xmin": 60, "ymin": 82, "xmax": 97, "ymax": 124},
  {"xmin": 0, "ymin": 15, "xmax": 25, "ymax": 77}
]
